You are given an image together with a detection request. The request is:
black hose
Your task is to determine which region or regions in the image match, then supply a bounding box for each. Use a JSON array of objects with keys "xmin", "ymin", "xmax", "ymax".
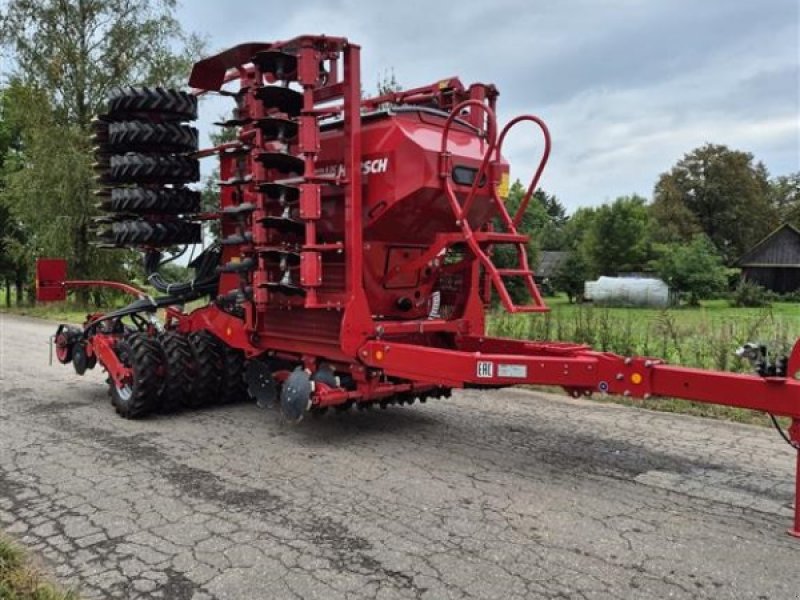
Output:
[
  {"xmin": 769, "ymin": 414, "xmax": 800, "ymax": 450},
  {"xmin": 143, "ymin": 246, "xmax": 220, "ymax": 296},
  {"xmin": 83, "ymin": 288, "xmax": 215, "ymax": 334}
]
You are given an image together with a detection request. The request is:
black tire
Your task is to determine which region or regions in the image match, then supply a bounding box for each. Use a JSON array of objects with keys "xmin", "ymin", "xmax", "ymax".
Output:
[
  {"xmin": 160, "ymin": 332, "xmax": 195, "ymax": 410},
  {"xmin": 188, "ymin": 331, "xmax": 223, "ymax": 406},
  {"xmin": 109, "ymin": 333, "xmax": 165, "ymax": 419},
  {"xmin": 220, "ymin": 346, "xmax": 248, "ymax": 404},
  {"xmin": 108, "ymin": 121, "xmax": 198, "ymax": 153},
  {"xmin": 108, "ymin": 187, "xmax": 201, "ymax": 215},
  {"xmin": 106, "ymin": 87, "xmax": 197, "ymax": 121},
  {"xmin": 109, "ymin": 153, "xmax": 199, "ymax": 185},
  {"xmin": 103, "ymin": 220, "xmax": 201, "ymax": 246}
]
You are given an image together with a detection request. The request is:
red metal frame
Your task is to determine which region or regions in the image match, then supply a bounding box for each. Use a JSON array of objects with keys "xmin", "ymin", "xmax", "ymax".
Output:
[{"xmin": 35, "ymin": 34, "xmax": 800, "ymax": 537}]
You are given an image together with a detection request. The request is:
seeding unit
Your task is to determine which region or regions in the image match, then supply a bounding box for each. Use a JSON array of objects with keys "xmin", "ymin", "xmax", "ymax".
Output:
[{"xmin": 35, "ymin": 35, "xmax": 800, "ymax": 536}]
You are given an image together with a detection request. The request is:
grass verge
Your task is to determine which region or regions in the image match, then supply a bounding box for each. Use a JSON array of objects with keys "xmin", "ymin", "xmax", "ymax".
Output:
[
  {"xmin": 0, "ymin": 303, "xmax": 89, "ymax": 325},
  {"xmin": 0, "ymin": 534, "xmax": 78, "ymax": 600}
]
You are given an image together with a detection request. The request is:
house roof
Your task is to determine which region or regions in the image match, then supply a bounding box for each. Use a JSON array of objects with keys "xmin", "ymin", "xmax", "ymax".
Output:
[
  {"xmin": 737, "ymin": 223, "xmax": 800, "ymax": 268},
  {"xmin": 536, "ymin": 251, "xmax": 568, "ymax": 277}
]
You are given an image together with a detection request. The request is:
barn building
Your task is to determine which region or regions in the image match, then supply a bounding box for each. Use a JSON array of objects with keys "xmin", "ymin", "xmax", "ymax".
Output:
[{"xmin": 737, "ymin": 224, "xmax": 800, "ymax": 294}]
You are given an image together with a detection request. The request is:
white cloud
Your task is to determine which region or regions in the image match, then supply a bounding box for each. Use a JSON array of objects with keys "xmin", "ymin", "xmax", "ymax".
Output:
[{"xmin": 179, "ymin": 0, "xmax": 799, "ymax": 212}]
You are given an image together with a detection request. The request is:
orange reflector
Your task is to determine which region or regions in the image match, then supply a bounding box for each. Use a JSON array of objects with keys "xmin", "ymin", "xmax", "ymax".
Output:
[
  {"xmin": 630, "ymin": 373, "xmax": 643, "ymax": 385},
  {"xmin": 375, "ymin": 350, "xmax": 384, "ymax": 361}
]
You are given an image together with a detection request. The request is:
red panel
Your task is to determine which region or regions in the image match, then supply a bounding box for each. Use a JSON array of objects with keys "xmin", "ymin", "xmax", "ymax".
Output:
[
  {"xmin": 300, "ymin": 252, "xmax": 322, "ymax": 287},
  {"xmin": 35, "ymin": 258, "xmax": 67, "ymax": 302}
]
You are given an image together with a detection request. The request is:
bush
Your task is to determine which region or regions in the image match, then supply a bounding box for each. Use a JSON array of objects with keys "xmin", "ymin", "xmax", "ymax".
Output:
[
  {"xmin": 778, "ymin": 289, "xmax": 800, "ymax": 303},
  {"xmin": 730, "ymin": 280, "xmax": 774, "ymax": 307},
  {"xmin": 652, "ymin": 235, "xmax": 727, "ymax": 306}
]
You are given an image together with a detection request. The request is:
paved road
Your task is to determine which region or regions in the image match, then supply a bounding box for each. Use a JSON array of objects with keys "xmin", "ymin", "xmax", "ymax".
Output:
[{"xmin": 0, "ymin": 313, "xmax": 798, "ymax": 599}]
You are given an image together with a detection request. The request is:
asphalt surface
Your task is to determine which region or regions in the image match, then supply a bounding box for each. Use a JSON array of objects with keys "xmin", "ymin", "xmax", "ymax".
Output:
[{"xmin": 0, "ymin": 313, "xmax": 798, "ymax": 600}]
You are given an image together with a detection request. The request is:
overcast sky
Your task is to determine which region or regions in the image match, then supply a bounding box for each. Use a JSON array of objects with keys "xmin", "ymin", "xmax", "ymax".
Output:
[{"xmin": 178, "ymin": 0, "xmax": 799, "ymax": 213}]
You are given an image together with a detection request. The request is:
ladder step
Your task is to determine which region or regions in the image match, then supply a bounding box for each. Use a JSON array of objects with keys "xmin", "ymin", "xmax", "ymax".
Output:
[
  {"xmin": 497, "ymin": 269, "xmax": 533, "ymax": 277},
  {"xmin": 474, "ymin": 232, "xmax": 528, "ymax": 244},
  {"xmin": 506, "ymin": 305, "xmax": 550, "ymax": 314},
  {"xmin": 304, "ymin": 242, "xmax": 343, "ymax": 252}
]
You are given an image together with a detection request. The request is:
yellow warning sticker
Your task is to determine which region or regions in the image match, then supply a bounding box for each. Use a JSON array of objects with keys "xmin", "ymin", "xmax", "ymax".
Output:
[{"xmin": 497, "ymin": 172, "xmax": 510, "ymax": 200}]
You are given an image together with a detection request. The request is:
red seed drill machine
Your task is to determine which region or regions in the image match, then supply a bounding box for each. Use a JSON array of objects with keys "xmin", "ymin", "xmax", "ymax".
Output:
[{"xmin": 34, "ymin": 35, "xmax": 800, "ymax": 537}]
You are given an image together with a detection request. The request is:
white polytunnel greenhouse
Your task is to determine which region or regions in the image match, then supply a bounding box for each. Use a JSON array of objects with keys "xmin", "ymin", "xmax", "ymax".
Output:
[{"xmin": 583, "ymin": 276, "xmax": 671, "ymax": 307}]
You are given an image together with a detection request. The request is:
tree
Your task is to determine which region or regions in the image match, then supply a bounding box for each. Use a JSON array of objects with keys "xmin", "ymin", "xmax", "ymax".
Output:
[
  {"xmin": 651, "ymin": 144, "xmax": 777, "ymax": 263},
  {"xmin": 561, "ymin": 206, "xmax": 596, "ymax": 253},
  {"xmin": 770, "ymin": 172, "xmax": 800, "ymax": 226},
  {"xmin": 0, "ymin": 0, "xmax": 205, "ymax": 302},
  {"xmin": 553, "ymin": 251, "xmax": 591, "ymax": 303},
  {"xmin": 0, "ymin": 88, "xmax": 27, "ymax": 306},
  {"xmin": 582, "ymin": 195, "xmax": 653, "ymax": 275},
  {"xmin": 0, "ymin": 0, "xmax": 205, "ymax": 129},
  {"xmin": 652, "ymin": 234, "xmax": 727, "ymax": 306},
  {"xmin": 376, "ymin": 68, "xmax": 401, "ymax": 95}
]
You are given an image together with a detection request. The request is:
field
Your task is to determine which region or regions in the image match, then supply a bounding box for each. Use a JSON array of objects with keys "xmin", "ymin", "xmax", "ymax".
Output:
[
  {"xmin": 4, "ymin": 291, "xmax": 799, "ymax": 426},
  {"xmin": 489, "ymin": 296, "xmax": 800, "ymax": 425}
]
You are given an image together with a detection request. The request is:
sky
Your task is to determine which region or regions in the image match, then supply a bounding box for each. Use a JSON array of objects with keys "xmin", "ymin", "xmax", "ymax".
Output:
[{"xmin": 177, "ymin": 0, "xmax": 799, "ymax": 213}]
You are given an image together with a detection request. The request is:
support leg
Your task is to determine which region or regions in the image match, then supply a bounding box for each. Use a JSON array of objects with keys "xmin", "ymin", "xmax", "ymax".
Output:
[{"xmin": 789, "ymin": 419, "xmax": 800, "ymax": 539}]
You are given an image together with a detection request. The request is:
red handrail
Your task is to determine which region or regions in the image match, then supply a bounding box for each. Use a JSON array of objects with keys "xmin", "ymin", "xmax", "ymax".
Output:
[
  {"xmin": 495, "ymin": 115, "xmax": 552, "ymax": 228},
  {"xmin": 439, "ymin": 99, "xmax": 498, "ymax": 220}
]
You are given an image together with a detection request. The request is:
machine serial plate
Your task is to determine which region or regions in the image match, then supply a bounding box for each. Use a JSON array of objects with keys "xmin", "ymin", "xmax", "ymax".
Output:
[{"xmin": 498, "ymin": 364, "xmax": 527, "ymax": 378}]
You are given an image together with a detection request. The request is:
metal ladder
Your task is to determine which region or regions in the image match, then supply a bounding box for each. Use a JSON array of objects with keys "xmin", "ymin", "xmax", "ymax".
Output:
[{"xmin": 440, "ymin": 105, "xmax": 552, "ymax": 313}]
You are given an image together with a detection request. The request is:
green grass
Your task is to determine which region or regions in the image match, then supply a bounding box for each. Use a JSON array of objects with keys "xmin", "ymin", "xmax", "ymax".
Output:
[
  {"xmin": 0, "ymin": 535, "xmax": 78, "ymax": 600},
  {"xmin": 488, "ymin": 295, "xmax": 800, "ymax": 426},
  {"xmin": 0, "ymin": 302, "xmax": 90, "ymax": 325}
]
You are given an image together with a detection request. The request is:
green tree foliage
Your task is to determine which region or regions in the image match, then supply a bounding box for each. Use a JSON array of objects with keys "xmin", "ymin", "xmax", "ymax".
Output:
[
  {"xmin": 770, "ymin": 172, "xmax": 800, "ymax": 226},
  {"xmin": 582, "ymin": 195, "xmax": 653, "ymax": 275},
  {"xmin": 552, "ymin": 251, "xmax": 591, "ymax": 303},
  {"xmin": 376, "ymin": 68, "xmax": 401, "ymax": 95},
  {"xmin": 0, "ymin": 0, "xmax": 205, "ymax": 301},
  {"xmin": 0, "ymin": 89, "xmax": 28, "ymax": 305},
  {"xmin": 560, "ymin": 206, "xmax": 596, "ymax": 253},
  {"xmin": 651, "ymin": 144, "xmax": 777, "ymax": 264},
  {"xmin": 0, "ymin": 0, "xmax": 205, "ymax": 128},
  {"xmin": 652, "ymin": 234, "xmax": 727, "ymax": 306},
  {"xmin": 549, "ymin": 205, "xmax": 597, "ymax": 301}
]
